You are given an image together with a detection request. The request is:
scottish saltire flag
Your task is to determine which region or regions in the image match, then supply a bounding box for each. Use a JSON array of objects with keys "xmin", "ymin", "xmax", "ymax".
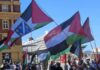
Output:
[
  {"xmin": 44, "ymin": 12, "xmax": 82, "ymax": 55},
  {"xmin": 0, "ymin": 0, "xmax": 53, "ymax": 51},
  {"xmin": 82, "ymin": 17, "xmax": 94, "ymax": 43}
]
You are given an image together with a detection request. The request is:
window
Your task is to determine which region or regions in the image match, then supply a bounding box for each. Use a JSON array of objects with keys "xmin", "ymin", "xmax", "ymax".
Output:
[
  {"xmin": 2, "ymin": 20, "xmax": 9, "ymax": 29},
  {"xmin": 2, "ymin": 4, "xmax": 8, "ymax": 12}
]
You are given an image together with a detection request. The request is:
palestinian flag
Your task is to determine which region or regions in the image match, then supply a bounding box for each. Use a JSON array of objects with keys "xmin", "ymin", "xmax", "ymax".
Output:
[
  {"xmin": 82, "ymin": 17, "xmax": 94, "ymax": 43},
  {"xmin": 0, "ymin": 0, "xmax": 53, "ymax": 51},
  {"xmin": 67, "ymin": 14, "xmax": 87, "ymax": 44},
  {"xmin": 44, "ymin": 12, "xmax": 82, "ymax": 55},
  {"xmin": 67, "ymin": 17, "xmax": 94, "ymax": 44}
]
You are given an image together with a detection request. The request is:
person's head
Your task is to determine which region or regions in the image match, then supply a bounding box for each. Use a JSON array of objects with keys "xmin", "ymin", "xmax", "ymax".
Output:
[
  {"xmin": 51, "ymin": 61, "xmax": 55, "ymax": 65},
  {"xmin": 56, "ymin": 62, "xmax": 61, "ymax": 67}
]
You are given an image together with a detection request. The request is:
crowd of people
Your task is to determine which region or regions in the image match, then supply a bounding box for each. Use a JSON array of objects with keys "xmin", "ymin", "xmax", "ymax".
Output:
[
  {"xmin": 49, "ymin": 61, "xmax": 63, "ymax": 70},
  {"xmin": 0, "ymin": 62, "xmax": 22, "ymax": 70},
  {"xmin": 0, "ymin": 58, "xmax": 100, "ymax": 70},
  {"xmin": 49, "ymin": 58, "xmax": 100, "ymax": 70}
]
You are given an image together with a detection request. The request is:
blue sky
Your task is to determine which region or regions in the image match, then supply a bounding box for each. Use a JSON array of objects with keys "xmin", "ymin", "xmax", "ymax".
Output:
[{"xmin": 20, "ymin": 0, "xmax": 100, "ymax": 51}]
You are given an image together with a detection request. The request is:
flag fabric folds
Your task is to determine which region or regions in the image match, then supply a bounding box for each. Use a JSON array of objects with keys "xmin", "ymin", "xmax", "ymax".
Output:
[
  {"xmin": 48, "ymin": 40, "xmax": 69, "ymax": 55},
  {"xmin": 70, "ymin": 40, "xmax": 81, "ymax": 57},
  {"xmin": 36, "ymin": 49, "xmax": 50, "ymax": 62},
  {"xmin": 36, "ymin": 12, "xmax": 81, "ymax": 61},
  {"xmin": 82, "ymin": 17, "xmax": 94, "ymax": 43},
  {"xmin": 67, "ymin": 12, "xmax": 87, "ymax": 44},
  {"xmin": 44, "ymin": 12, "xmax": 82, "ymax": 55},
  {"xmin": 67, "ymin": 17, "xmax": 94, "ymax": 45},
  {"xmin": 0, "ymin": 37, "xmax": 7, "ymax": 45},
  {"xmin": 0, "ymin": 0, "xmax": 53, "ymax": 51},
  {"xmin": 0, "ymin": 37, "xmax": 7, "ymax": 51},
  {"xmin": 32, "ymin": 0, "xmax": 53, "ymax": 23},
  {"xmin": 37, "ymin": 51, "xmax": 50, "ymax": 62},
  {"xmin": 50, "ymin": 47, "xmax": 71, "ymax": 60}
]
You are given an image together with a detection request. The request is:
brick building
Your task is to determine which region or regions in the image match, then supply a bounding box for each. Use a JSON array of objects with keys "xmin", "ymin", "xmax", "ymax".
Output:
[{"xmin": 0, "ymin": 0, "xmax": 22, "ymax": 64}]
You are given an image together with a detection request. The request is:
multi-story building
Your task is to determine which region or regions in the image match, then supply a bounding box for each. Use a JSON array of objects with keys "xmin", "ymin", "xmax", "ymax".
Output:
[
  {"xmin": 0, "ymin": 0, "xmax": 22, "ymax": 64},
  {"xmin": 22, "ymin": 36, "xmax": 46, "ymax": 63}
]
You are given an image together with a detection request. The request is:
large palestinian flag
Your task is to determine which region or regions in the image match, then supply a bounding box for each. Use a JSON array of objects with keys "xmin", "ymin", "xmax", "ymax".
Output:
[{"xmin": 44, "ymin": 12, "xmax": 82, "ymax": 55}]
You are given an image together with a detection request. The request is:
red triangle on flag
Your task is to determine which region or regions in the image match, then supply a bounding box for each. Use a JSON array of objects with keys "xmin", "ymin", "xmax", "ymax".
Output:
[
  {"xmin": 32, "ymin": 0, "xmax": 53, "ymax": 23},
  {"xmin": 69, "ymin": 12, "xmax": 81, "ymax": 34},
  {"xmin": 83, "ymin": 17, "xmax": 94, "ymax": 41}
]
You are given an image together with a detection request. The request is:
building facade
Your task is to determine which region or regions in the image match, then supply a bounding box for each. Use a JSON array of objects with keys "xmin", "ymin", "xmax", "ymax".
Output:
[
  {"xmin": 22, "ymin": 37, "xmax": 46, "ymax": 63},
  {"xmin": 0, "ymin": 0, "xmax": 22, "ymax": 64}
]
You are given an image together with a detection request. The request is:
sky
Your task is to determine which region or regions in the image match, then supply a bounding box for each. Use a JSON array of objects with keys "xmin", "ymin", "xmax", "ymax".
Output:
[{"xmin": 20, "ymin": 0, "xmax": 100, "ymax": 51}]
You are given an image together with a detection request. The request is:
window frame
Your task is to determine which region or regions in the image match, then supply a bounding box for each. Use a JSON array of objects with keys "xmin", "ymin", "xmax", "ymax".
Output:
[
  {"xmin": 2, "ymin": 4, "xmax": 9, "ymax": 12},
  {"xmin": 2, "ymin": 20, "xmax": 9, "ymax": 29}
]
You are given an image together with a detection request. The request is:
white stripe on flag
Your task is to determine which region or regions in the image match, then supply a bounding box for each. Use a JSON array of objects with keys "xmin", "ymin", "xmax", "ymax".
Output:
[
  {"xmin": 46, "ymin": 26, "xmax": 72, "ymax": 48},
  {"xmin": 26, "ymin": 18, "xmax": 37, "ymax": 30},
  {"xmin": 0, "ymin": 44, "xmax": 4, "ymax": 48},
  {"xmin": 11, "ymin": 17, "xmax": 25, "ymax": 31}
]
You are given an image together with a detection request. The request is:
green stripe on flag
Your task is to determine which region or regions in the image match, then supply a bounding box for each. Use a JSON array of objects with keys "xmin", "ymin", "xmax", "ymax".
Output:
[
  {"xmin": 67, "ymin": 34, "xmax": 85, "ymax": 44},
  {"xmin": 34, "ymin": 22, "xmax": 49, "ymax": 29},
  {"xmin": 0, "ymin": 44, "xmax": 8, "ymax": 51},
  {"xmin": 50, "ymin": 47, "xmax": 71, "ymax": 60}
]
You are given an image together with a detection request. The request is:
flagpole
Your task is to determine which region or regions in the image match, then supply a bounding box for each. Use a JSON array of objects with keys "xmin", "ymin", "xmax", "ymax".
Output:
[
  {"xmin": 88, "ymin": 18, "xmax": 99, "ymax": 61},
  {"xmin": 91, "ymin": 33, "xmax": 99, "ymax": 62},
  {"xmin": 88, "ymin": 33, "xmax": 98, "ymax": 61},
  {"xmin": 37, "ymin": 2, "xmax": 85, "ymax": 66},
  {"xmin": 86, "ymin": 36, "xmax": 97, "ymax": 62},
  {"xmin": 89, "ymin": 41, "xmax": 96, "ymax": 60},
  {"xmin": 93, "ymin": 40, "xmax": 99, "ymax": 62},
  {"xmin": 79, "ymin": 40, "xmax": 83, "ymax": 61}
]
